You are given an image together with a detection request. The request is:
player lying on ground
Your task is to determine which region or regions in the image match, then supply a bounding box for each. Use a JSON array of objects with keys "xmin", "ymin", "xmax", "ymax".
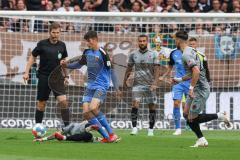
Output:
[{"xmin": 34, "ymin": 121, "xmax": 104, "ymax": 143}]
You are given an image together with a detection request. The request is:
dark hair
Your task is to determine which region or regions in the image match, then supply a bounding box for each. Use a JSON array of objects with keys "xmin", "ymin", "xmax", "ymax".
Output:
[
  {"xmin": 175, "ymin": 30, "xmax": 188, "ymax": 41},
  {"xmin": 189, "ymin": 37, "xmax": 197, "ymax": 42},
  {"xmin": 84, "ymin": 30, "xmax": 98, "ymax": 40},
  {"xmin": 49, "ymin": 22, "xmax": 61, "ymax": 32},
  {"xmin": 138, "ymin": 34, "xmax": 148, "ymax": 40}
]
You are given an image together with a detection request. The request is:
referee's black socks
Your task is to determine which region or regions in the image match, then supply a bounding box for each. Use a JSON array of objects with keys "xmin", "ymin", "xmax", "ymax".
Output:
[
  {"xmin": 61, "ymin": 108, "xmax": 70, "ymax": 126},
  {"xmin": 35, "ymin": 109, "xmax": 44, "ymax": 123}
]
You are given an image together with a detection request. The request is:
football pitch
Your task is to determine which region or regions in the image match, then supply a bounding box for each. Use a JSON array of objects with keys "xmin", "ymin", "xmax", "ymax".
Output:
[{"xmin": 0, "ymin": 129, "xmax": 239, "ymax": 160}]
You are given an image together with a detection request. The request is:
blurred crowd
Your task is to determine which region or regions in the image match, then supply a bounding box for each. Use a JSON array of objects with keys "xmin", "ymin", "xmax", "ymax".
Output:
[
  {"xmin": 0, "ymin": 0, "xmax": 239, "ymax": 13},
  {"xmin": 0, "ymin": 0, "xmax": 239, "ymax": 37}
]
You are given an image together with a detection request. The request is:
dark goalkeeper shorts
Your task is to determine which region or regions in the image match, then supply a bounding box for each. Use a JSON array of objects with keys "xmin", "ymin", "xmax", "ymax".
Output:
[{"xmin": 37, "ymin": 74, "xmax": 64, "ymax": 101}]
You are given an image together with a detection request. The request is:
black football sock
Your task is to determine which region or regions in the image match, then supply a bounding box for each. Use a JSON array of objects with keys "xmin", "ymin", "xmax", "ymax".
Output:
[
  {"xmin": 149, "ymin": 110, "xmax": 156, "ymax": 129},
  {"xmin": 194, "ymin": 114, "xmax": 218, "ymax": 123},
  {"xmin": 131, "ymin": 108, "xmax": 138, "ymax": 127},
  {"xmin": 61, "ymin": 108, "xmax": 70, "ymax": 126},
  {"xmin": 187, "ymin": 121, "xmax": 203, "ymax": 139},
  {"xmin": 35, "ymin": 109, "xmax": 44, "ymax": 123},
  {"xmin": 66, "ymin": 132, "xmax": 93, "ymax": 142}
]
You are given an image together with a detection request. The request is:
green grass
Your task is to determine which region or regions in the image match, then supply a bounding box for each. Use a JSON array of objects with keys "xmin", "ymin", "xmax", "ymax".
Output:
[{"xmin": 0, "ymin": 129, "xmax": 239, "ymax": 160}]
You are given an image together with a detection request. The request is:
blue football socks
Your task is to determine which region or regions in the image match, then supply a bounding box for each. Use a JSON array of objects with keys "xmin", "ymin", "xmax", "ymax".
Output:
[
  {"xmin": 88, "ymin": 117, "xmax": 109, "ymax": 139},
  {"xmin": 97, "ymin": 112, "xmax": 113, "ymax": 135},
  {"xmin": 173, "ymin": 107, "xmax": 181, "ymax": 129}
]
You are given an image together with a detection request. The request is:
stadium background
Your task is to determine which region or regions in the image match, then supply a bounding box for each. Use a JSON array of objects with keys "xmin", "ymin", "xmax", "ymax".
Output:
[{"xmin": 0, "ymin": 28, "xmax": 240, "ymax": 129}]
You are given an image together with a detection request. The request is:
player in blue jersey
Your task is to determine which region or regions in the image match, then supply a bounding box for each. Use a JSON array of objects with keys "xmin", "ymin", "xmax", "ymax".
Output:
[
  {"xmin": 61, "ymin": 31, "xmax": 118, "ymax": 143},
  {"xmin": 159, "ymin": 49, "xmax": 190, "ymax": 135}
]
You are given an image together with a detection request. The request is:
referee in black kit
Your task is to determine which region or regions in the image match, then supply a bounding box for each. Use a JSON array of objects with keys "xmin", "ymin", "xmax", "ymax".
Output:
[{"xmin": 23, "ymin": 22, "xmax": 70, "ymax": 127}]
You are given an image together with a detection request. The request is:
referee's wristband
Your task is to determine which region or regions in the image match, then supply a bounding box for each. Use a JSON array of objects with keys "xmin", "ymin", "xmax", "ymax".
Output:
[{"xmin": 189, "ymin": 85, "xmax": 194, "ymax": 90}]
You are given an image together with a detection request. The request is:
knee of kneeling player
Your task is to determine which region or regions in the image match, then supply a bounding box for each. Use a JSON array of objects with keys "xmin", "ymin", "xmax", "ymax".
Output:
[{"xmin": 58, "ymin": 100, "xmax": 69, "ymax": 109}]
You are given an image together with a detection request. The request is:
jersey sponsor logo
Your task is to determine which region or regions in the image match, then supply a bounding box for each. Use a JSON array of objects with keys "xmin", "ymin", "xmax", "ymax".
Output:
[
  {"xmin": 58, "ymin": 51, "xmax": 62, "ymax": 59},
  {"xmin": 95, "ymin": 56, "xmax": 99, "ymax": 62}
]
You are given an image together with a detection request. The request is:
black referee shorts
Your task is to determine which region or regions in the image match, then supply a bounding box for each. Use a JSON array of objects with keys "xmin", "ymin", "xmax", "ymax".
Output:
[{"xmin": 37, "ymin": 74, "xmax": 64, "ymax": 101}]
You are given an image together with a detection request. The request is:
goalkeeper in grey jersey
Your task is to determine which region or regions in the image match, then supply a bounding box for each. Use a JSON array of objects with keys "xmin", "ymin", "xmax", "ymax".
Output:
[
  {"xmin": 35, "ymin": 121, "xmax": 101, "ymax": 143},
  {"xmin": 173, "ymin": 31, "xmax": 230, "ymax": 148}
]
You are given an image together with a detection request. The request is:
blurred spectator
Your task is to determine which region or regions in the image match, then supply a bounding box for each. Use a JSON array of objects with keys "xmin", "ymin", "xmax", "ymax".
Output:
[
  {"xmin": 83, "ymin": 0, "xmax": 94, "ymax": 11},
  {"xmin": 175, "ymin": 0, "xmax": 185, "ymax": 11},
  {"xmin": 121, "ymin": 0, "xmax": 132, "ymax": 11},
  {"xmin": 108, "ymin": 0, "xmax": 120, "ymax": 12},
  {"xmin": 115, "ymin": 0, "xmax": 125, "ymax": 11},
  {"xmin": 132, "ymin": 0, "xmax": 149, "ymax": 8},
  {"xmin": 220, "ymin": 0, "xmax": 229, "ymax": 12},
  {"xmin": 163, "ymin": 0, "xmax": 179, "ymax": 12},
  {"xmin": 57, "ymin": 0, "xmax": 74, "ymax": 12},
  {"xmin": 131, "ymin": 1, "xmax": 146, "ymax": 32},
  {"xmin": 145, "ymin": 0, "xmax": 163, "ymax": 12},
  {"xmin": 183, "ymin": 0, "xmax": 200, "ymax": 12},
  {"xmin": 131, "ymin": 1, "xmax": 143, "ymax": 12},
  {"xmin": 149, "ymin": 24, "xmax": 162, "ymax": 48},
  {"xmin": 89, "ymin": 0, "xmax": 109, "ymax": 12},
  {"xmin": 189, "ymin": 19, "xmax": 209, "ymax": 36},
  {"xmin": 0, "ymin": 18, "xmax": 8, "ymax": 32},
  {"xmin": 122, "ymin": 24, "xmax": 132, "ymax": 33},
  {"xmin": 73, "ymin": 4, "xmax": 81, "ymax": 11},
  {"xmin": 72, "ymin": 0, "xmax": 84, "ymax": 9},
  {"xmin": 46, "ymin": 1, "xmax": 54, "ymax": 11},
  {"xmin": 232, "ymin": 0, "xmax": 240, "ymax": 12},
  {"xmin": 2, "ymin": 18, "xmax": 13, "ymax": 32},
  {"xmin": 16, "ymin": 0, "xmax": 26, "ymax": 10},
  {"xmin": 0, "ymin": 24, "xmax": 7, "ymax": 32},
  {"xmin": 73, "ymin": 5, "xmax": 82, "ymax": 32},
  {"xmin": 1, "ymin": 0, "xmax": 16, "ymax": 10},
  {"xmin": 204, "ymin": 21, "xmax": 213, "ymax": 33},
  {"xmin": 213, "ymin": 25, "xmax": 223, "ymax": 35},
  {"xmin": 233, "ymin": 6, "xmax": 240, "ymax": 12},
  {"xmin": 66, "ymin": 23, "xmax": 75, "ymax": 33},
  {"xmin": 53, "ymin": 0, "xmax": 62, "ymax": 11},
  {"xmin": 26, "ymin": 0, "xmax": 45, "ymax": 11},
  {"xmin": 21, "ymin": 22, "xmax": 29, "ymax": 32},
  {"xmin": 209, "ymin": 0, "xmax": 224, "ymax": 13},
  {"xmin": 198, "ymin": 0, "xmax": 211, "ymax": 12},
  {"xmin": 113, "ymin": 24, "xmax": 123, "ymax": 34}
]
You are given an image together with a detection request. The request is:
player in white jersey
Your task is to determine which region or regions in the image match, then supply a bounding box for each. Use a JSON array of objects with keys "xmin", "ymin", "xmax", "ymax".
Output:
[
  {"xmin": 123, "ymin": 34, "xmax": 160, "ymax": 136},
  {"xmin": 173, "ymin": 30, "xmax": 230, "ymax": 147}
]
